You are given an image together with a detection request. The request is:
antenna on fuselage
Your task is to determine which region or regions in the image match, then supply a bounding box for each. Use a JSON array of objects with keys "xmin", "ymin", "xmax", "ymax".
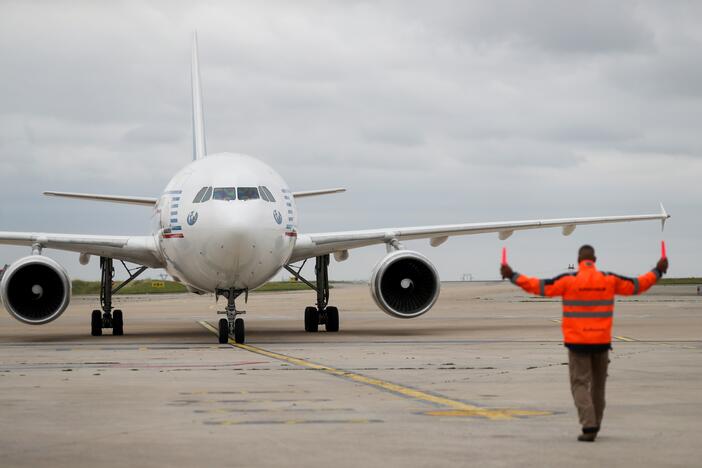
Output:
[{"xmin": 191, "ymin": 31, "xmax": 207, "ymax": 160}]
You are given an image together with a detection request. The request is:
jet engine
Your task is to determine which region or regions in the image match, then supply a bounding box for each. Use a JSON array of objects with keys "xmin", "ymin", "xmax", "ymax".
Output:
[
  {"xmin": 370, "ymin": 250, "xmax": 440, "ymax": 318},
  {"xmin": 0, "ymin": 256, "xmax": 71, "ymax": 325}
]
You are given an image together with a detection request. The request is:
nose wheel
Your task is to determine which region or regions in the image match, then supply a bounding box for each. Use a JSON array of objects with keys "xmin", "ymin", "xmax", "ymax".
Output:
[
  {"xmin": 218, "ymin": 317, "xmax": 245, "ymax": 344},
  {"xmin": 216, "ymin": 288, "xmax": 246, "ymax": 344}
]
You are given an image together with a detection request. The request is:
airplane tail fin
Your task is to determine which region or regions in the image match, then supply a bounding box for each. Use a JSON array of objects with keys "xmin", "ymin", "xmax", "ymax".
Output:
[{"xmin": 191, "ymin": 31, "xmax": 207, "ymax": 160}]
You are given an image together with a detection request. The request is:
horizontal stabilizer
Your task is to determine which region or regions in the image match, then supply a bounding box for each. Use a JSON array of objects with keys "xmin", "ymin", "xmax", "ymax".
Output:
[
  {"xmin": 44, "ymin": 191, "xmax": 157, "ymax": 206},
  {"xmin": 292, "ymin": 188, "xmax": 346, "ymax": 199}
]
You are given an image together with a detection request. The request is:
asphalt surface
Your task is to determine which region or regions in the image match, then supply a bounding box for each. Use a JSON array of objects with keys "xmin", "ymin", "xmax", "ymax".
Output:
[{"xmin": 1, "ymin": 282, "xmax": 700, "ymax": 467}]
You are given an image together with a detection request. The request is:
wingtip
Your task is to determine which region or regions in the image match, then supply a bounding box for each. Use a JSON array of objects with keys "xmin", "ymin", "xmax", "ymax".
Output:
[
  {"xmin": 659, "ymin": 202, "xmax": 669, "ymax": 232},
  {"xmin": 659, "ymin": 202, "xmax": 670, "ymax": 218}
]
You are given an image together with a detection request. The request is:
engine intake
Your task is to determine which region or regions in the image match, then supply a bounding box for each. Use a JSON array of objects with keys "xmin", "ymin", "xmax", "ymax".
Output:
[
  {"xmin": 370, "ymin": 250, "xmax": 440, "ymax": 318},
  {"xmin": 0, "ymin": 256, "xmax": 71, "ymax": 325}
]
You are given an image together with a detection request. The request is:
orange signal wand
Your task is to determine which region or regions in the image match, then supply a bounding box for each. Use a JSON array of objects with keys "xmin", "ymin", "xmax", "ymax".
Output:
[
  {"xmin": 661, "ymin": 240, "xmax": 667, "ymax": 259},
  {"xmin": 501, "ymin": 247, "xmax": 507, "ymax": 265}
]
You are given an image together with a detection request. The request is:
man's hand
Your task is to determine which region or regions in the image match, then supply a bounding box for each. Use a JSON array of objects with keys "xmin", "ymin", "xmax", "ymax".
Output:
[
  {"xmin": 657, "ymin": 257, "xmax": 669, "ymax": 275},
  {"xmin": 500, "ymin": 264, "xmax": 513, "ymax": 280}
]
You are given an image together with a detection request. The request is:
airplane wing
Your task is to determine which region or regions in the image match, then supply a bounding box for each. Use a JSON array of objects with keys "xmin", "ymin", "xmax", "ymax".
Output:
[
  {"xmin": 43, "ymin": 191, "xmax": 158, "ymax": 206},
  {"xmin": 292, "ymin": 188, "xmax": 346, "ymax": 198},
  {"xmin": 289, "ymin": 205, "xmax": 670, "ymax": 263},
  {"xmin": 0, "ymin": 232, "xmax": 165, "ymax": 268}
]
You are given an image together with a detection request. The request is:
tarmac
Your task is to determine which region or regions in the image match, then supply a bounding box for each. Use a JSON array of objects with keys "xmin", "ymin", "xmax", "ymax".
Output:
[{"xmin": 0, "ymin": 282, "xmax": 700, "ymax": 467}]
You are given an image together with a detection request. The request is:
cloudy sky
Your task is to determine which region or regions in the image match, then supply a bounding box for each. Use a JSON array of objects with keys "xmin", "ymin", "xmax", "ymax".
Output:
[{"xmin": 0, "ymin": 0, "xmax": 700, "ymax": 283}]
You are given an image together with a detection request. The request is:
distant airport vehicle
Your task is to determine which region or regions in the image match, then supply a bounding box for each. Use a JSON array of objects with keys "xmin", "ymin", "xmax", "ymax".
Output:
[{"xmin": 0, "ymin": 34, "xmax": 670, "ymax": 343}]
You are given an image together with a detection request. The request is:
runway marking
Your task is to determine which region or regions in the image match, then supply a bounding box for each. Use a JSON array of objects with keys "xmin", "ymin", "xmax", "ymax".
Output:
[
  {"xmin": 198, "ymin": 320, "xmax": 552, "ymax": 421},
  {"xmin": 203, "ymin": 418, "xmax": 382, "ymax": 426},
  {"xmin": 615, "ymin": 336, "xmax": 637, "ymax": 342}
]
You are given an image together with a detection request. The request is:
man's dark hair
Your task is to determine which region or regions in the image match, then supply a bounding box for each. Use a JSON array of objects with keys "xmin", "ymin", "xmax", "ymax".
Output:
[{"xmin": 578, "ymin": 244, "xmax": 596, "ymax": 262}]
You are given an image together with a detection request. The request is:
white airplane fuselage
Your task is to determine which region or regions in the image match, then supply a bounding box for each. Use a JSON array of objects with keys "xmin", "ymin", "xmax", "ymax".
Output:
[{"xmin": 153, "ymin": 153, "xmax": 297, "ymax": 293}]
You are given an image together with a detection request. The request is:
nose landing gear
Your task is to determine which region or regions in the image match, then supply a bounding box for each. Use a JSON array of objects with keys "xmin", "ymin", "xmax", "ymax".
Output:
[{"xmin": 216, "ymin": 288, "xmax": 246, "ymax": 344}]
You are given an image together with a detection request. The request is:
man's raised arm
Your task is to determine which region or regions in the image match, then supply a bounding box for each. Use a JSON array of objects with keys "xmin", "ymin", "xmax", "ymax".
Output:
[
  {"xmin": 611, "ymin": 258, "xmax": 669, "ymax": 296},
  {"xmin": 500, "ymin": 264, "xmax": 573, "ymax": 298}
]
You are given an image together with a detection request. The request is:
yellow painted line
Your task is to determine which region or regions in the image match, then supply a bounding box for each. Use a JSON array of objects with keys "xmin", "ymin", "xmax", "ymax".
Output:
[
  {"xmin": 205, "ymin": 418, "xmax": 380, "ymax": 426},
  {"xmin": 615, "ymin": 336, "xmax": 637, "ymax": 342},
  {"xmin": 549, "ymin": 319, "xmax": 561, "ymax": 324},
  {"xmin": 198, "ymin": 320, "xmax": 551, "ymax": 421}
]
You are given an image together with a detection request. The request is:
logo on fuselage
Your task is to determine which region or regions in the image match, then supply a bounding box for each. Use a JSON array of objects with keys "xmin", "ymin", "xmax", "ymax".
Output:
[
  {"xmin": 187, "ymin": 211, "xmax": 199, "ymax": 226},
  {"xmin": 273, "ymin": 210, "xmax": 283, "ymax": 224}
]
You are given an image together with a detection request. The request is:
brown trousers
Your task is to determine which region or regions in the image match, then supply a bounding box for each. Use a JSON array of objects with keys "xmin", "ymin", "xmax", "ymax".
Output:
[{"xmin": 568, "ymin": 350, "xmax": 609, "ymax": 430}]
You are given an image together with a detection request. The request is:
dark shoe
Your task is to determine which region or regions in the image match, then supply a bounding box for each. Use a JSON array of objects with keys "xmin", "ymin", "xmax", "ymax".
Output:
[{"xmin": 578, "ymin": 427, "xmax": 598, "ymax": 442}]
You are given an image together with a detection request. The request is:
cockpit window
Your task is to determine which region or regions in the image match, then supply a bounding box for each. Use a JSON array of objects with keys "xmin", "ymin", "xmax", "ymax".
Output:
[
  {"xmin": 237, "ymin": 187, "xmax": 260, "ymax": 201},
  {"xmin": 258, "ymin": 186, "xmax": 270, "ymax": 202},
  {"xmin": 201, "ymin": 186, "xmax": 213, "ymax": 202},
  {"xmin": 213, "ymin": 187, "xmax": 237, "ymax": 201},
  {"xmin": 260, "ymin": 186, "xmax": 276, "ymax": 202},
  {"xmin": 192, "ymin": 187, "xmax": 208, "ymax": 203}
]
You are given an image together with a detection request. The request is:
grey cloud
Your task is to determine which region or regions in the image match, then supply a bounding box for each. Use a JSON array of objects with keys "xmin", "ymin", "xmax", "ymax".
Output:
[
  {"xmin": 399, "ymin": 0, "xmax": 655, "ymax": 55},
  {"xmin": 0, "ymin": 1, "xmax": 699, "ymax": 281}
]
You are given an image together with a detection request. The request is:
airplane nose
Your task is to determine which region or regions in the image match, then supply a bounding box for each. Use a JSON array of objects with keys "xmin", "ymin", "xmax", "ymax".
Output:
[{"xmin": 213, "ymin": 208, "xmax": 259, "ymax": 265}]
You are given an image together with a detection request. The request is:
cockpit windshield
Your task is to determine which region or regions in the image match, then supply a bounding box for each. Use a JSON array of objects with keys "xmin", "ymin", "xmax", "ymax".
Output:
[
  {"xmin": 237, "ymin": 187, "xmax": 260, "ymax": 201},
  {"xmin": 212, "ymin": 187, "xmax": 237, "ymax": 201}
]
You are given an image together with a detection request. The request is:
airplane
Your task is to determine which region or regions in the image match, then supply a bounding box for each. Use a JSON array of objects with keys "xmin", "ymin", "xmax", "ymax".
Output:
[{"xmin": 0, "ymin": 34, "xmax": 670, "ymax": 344}]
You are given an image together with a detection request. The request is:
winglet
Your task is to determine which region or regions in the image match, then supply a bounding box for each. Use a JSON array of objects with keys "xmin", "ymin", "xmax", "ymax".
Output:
[
  {"xmin": 191, "ymin": 31, "xmax": 207, "ymax": 160},
  {"xmin": 659, "ymin": 202, "xmax": 670, "ymax": 231}
]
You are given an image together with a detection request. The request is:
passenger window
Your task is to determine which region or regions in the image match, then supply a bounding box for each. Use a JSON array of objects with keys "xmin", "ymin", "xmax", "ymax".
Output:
[
  {"xmin": 192, "ymin": 187, "xmax": 208, "ymax": 203},
  {"xmin": 261, "ymin": 186, "xmax": 276, "ymax": 202},
  {"xmin": 237, "ymin": 187, "xmax": 260, "ymax": 201},
  {"xmin": 201, "ymin": 186, "xmax": 212, "ymax": 202},
  {"xmin": 213, "ymin": 187, "xmax": 237, "ymax": 201}
]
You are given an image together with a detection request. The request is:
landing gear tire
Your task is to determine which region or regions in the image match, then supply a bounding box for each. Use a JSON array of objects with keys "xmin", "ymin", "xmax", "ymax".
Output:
[
  {"xmin": 112, "ymin": 310, "xmax": 123, "ymax": 336},
  {"xmin": 234, "ymin": 318, "xmax": 245, "ymax": 344},
  {"xmin": 91, "ymin": 310, "xmax": 102, "ymax": 336},
  {"xmin": 325, "ymin": 306, "xmax": 339, "ymax": 332},
  {"xmin": 218, "ymin": 318, "xmax": 229, "ymax": 344},
  {"xmin": 305, "ymin": 306, "xmax": 319, "ymax": 332}
]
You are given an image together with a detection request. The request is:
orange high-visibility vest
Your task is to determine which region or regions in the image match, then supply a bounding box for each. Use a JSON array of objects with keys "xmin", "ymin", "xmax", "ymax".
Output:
[{"xmin": 511, "ymin": 261, "xmax": 660, "ymax": 346}]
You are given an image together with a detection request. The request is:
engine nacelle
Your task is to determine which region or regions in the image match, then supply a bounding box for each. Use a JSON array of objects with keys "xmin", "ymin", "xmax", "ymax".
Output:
[
  {"xmin": 0, "ymin": 256, "xmax": 71, "ymax": 325},
  {"xmin": 370, "ymin": 250, "xmax": 440, "ymax": 318}
]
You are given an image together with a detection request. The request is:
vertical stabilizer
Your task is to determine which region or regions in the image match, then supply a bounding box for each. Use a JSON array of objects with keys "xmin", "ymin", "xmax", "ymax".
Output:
[{"xmin": 191, "ymin": 31, "xmax": 207, "ymax": 160}]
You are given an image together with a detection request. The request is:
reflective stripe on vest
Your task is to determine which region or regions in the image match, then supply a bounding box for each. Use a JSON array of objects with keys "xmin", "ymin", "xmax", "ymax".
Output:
[
  {"xmin": 562, "ymin": 299, "xmax": 614, "ymax": 307},
  {"xmin": 563, "ymin": 311, "xmax": 613, "ymax": 318}
]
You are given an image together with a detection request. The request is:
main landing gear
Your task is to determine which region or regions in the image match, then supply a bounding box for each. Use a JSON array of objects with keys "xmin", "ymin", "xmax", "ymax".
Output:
[
  {"xmin": 285, "ymin": 254, "xmax": 339, "ymax": 333},
  {"xmin": 216, "ymin": 288, "xmax": 246, "ymax": 344},
  {"xmin": 90, "ymin": 257, "xmax": 147, "ymax": 337}
]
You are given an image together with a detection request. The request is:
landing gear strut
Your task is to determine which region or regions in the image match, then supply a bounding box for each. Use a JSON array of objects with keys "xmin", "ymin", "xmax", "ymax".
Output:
[
  {"xmin": 285, "ymin": 255, "xmax": 339, "ymax": 333},
  {"xmin": 90, "ymin": 257, "xmax": 147, "ymax": 337},
  {"xmin": 216, "ymin": 288, "xmax": 246, "ymax": 344}
]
